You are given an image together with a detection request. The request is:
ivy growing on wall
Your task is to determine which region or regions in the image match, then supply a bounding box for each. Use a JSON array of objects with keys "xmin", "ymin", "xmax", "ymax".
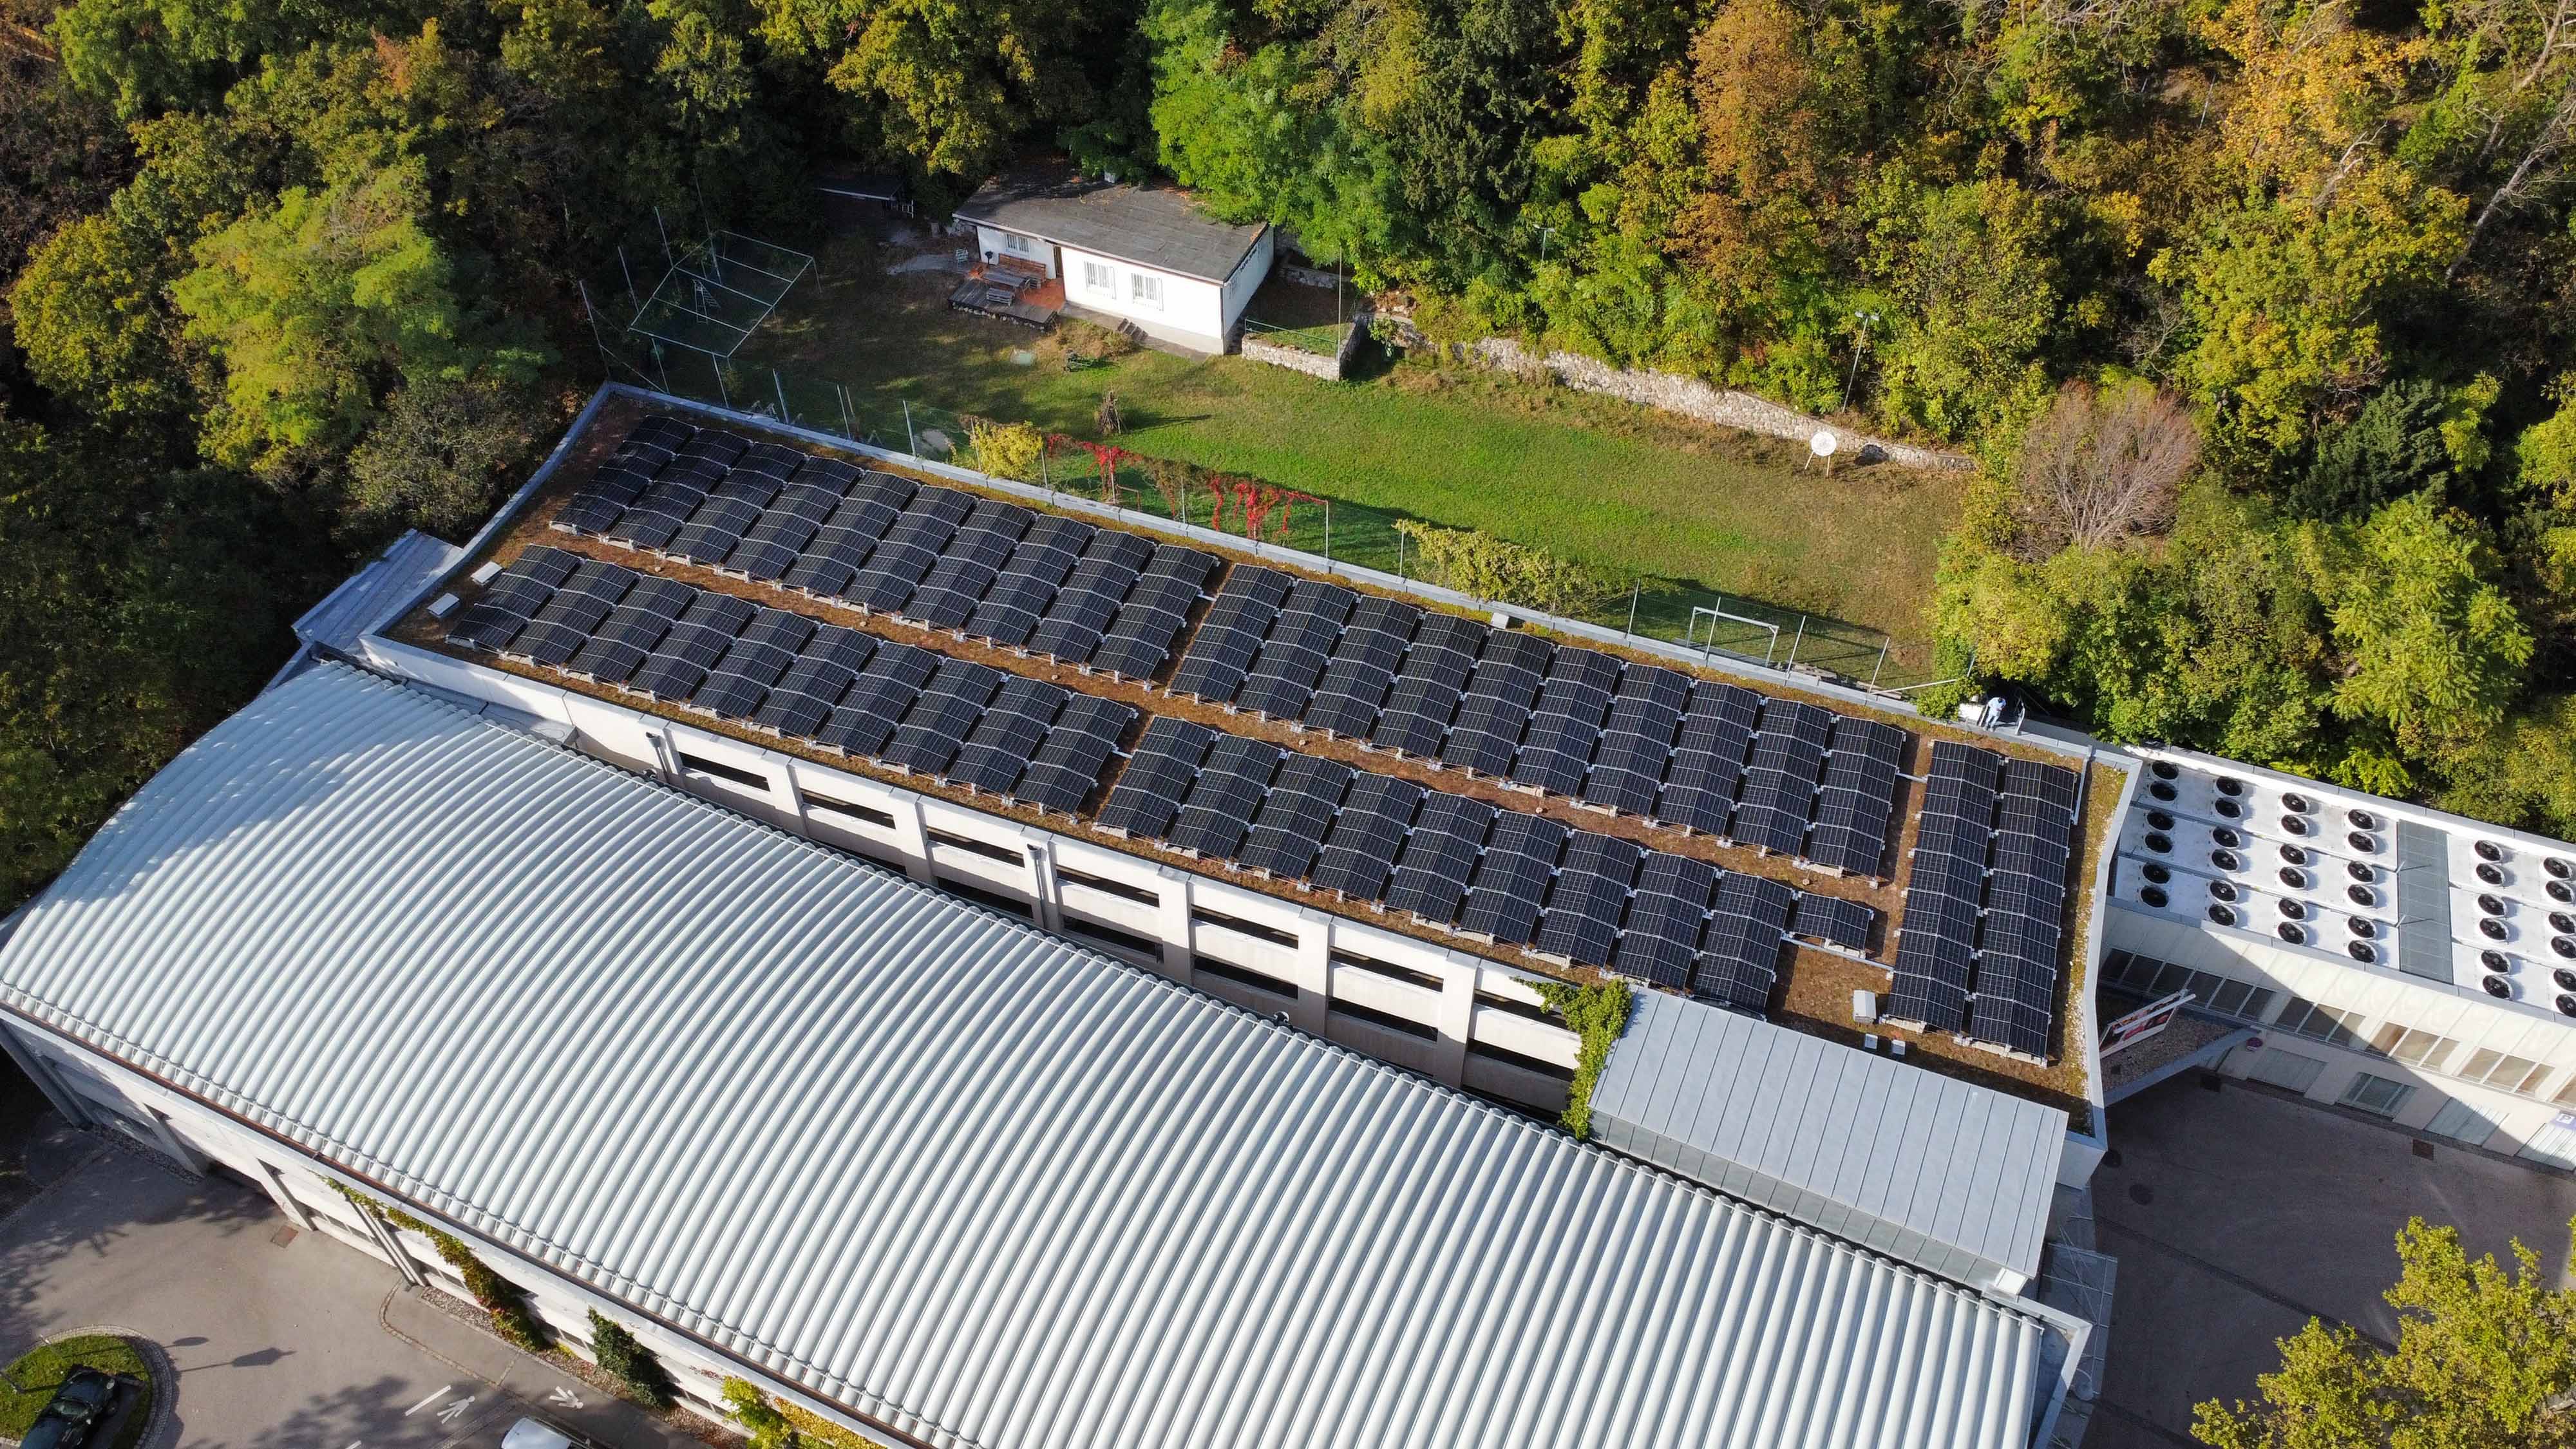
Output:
[
  {"xmin": 329, "ymin": 1182, "xmax": 551, "ymax": 1350},
  {"xmin": 588, "ymin": 1311, "xmax": 675, "ymax": 1410},
  {"xmin": 1530, "ymin": 978, "xmax": 1632, "ymax": 1141},
  {"xmin": 721, "ymin": 1377, "xmax": 896, "ymax": 1449}
]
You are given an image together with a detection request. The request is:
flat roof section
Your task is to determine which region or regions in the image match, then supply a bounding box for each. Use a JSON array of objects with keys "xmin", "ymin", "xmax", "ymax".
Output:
[
  {"xmin": 377, "ymin": 390, "xmax": 2112, "ymax": 1115},
  {"xmin": 0, "ymin": 663, "xmax": 2050, "ymax": 1449},
  {"xmin": 1589, "ymin": 991, "xmax": 2067, "ymax": 1294}
]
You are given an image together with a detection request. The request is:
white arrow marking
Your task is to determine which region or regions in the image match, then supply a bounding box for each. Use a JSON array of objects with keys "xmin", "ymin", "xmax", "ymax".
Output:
[
  {"xmin": 404, "ymin": 1387, "xmax": 450, "ymax": 1417},
  {"xmin": 436, "ymin": 1396, "xmax": 475, "ymax": 1425},
  {"xmin": 547, "ymin": 1387, "xmax": 583, "ymax": 1408}
]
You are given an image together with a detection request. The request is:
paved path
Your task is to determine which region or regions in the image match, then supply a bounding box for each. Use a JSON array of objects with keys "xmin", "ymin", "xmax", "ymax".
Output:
[
  {"xmin": 0, "ymin": 1131, "xmax": 710, "ymax": 1449},
  {"xmin": 2087, "ymin": 1076, "xmax": 2576, "ymax": 1449}
]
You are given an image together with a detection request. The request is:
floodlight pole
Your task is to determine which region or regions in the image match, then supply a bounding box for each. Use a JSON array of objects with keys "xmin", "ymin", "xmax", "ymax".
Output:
[
  {"xmin": 902, "ymin": 400, "xmax": 917, "ymax": 457},
  {"xmin": 577, "ymin": 281, "xmax": 614, "ymax": 380},
  {"xmin": 655, "ymin": 206, "xmax": 674, "ymax": 269},
  {"xmin": 713, "ymin": 357, "xmax": 727, "ymax": 410},
  {"xmin": 618, "ymin": 246, "xmax": 639, "ymax": 315},
  {"xmin": 1840, "ymin": 311, "xmax": 1881, "ymax": 415},
  {"xmin": 773, "ymin": 369, "xmax": 790, "ymax": 423},
  {"xmin": 1870, "ymin": 637, "xmax": 1891, "ymax": 688},
  {"xmin": 837, "ymin": 384, "xmax": 855, "ymax": 440},
  {"xmin": 1788, "ymin": 615, "xmax": 1807, "ymax": 668},
  {"xmin": 1324, "ymin": 500, "xmax": 1332, "ymax": 564},
  {"xmin": 1625, "ymin": 582, "xmax": 1640, "ymax": 638}
]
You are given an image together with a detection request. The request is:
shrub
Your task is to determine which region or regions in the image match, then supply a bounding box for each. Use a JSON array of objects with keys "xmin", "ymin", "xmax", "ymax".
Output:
[
  {"xmin": 1392, "ymin": 520, "xmax": 1627, "ymax": 618},
  {"xmin": 332, "ymin": 1184, "xmax": 550, "ymax": 1350},
  {"xmin": 963, "ymin": 419, "xmax": 1043, "ymax": 480},
  {"xmin": 588, "ymin": 1310, "xmax": 675, "ymax": 1410},
  {"xmin": 1529, "ymin": 978, "xmax": 1632, "ymax": 1139},
  {"xmin": 722, "ymin": 1378, "xmax": 795, "ymax": 1449}
]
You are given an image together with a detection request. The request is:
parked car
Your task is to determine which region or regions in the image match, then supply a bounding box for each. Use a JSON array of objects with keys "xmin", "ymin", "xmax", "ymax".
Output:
[
  {"xmin": 500, "ymin": 1417, "xmax": 597, "ymax": 1449},
  {"xmin": 19, "ymin": 1367, "xmax": 122, "ymax": 1449}
]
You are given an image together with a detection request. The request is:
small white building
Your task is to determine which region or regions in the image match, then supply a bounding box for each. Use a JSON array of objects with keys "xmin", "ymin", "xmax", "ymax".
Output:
[{"xmin": 954, "ymin": 169, "xmax": 1274, "ymax": 355}]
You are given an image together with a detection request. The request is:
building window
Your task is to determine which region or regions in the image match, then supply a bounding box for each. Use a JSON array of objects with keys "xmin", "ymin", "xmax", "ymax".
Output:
[
  {"xmin": 927, "ymin": 829, "xmax": 1021, "ymax": 866},
  {"xmin": 804, "ymin": 790, "xmax": 895, "ymax": 829},
  {"xmin": 1192, "ymin": 907, "xmax": 1297, "ymax": 949},
  {"xmin": 1329, "ymin": 998, "xmax": 1439, "ymax": 1042},
  {"xmin": 2274, "ymin": 997, "xmax": 2371, "ymax": 1051},
  {"xmin": 1059, "ymin": 914, "xmax": 1162, "ymax": 960},
  {"xmin": 2339, "ymin": 1072, "xmax": 2416, "ymax": 1119},
  {"xmin": 1001, "ymin": 231, "xmax": 1035, "ymax": 257},
  {"xmin": 2371, "ymin": 1025, "xmax": 2459, "ymax": 1073},
  {"xmin": 1130, "ymin": 272, "xmax": 1164, "ymax": 310},
  {"xmin": 1331, "ymin": 950, "xmax": 1446, "ymax": 994},
  {"xmin": 1082, "ymin": 260, "xmax": 1113, "ymax": 294},
  {"xmin": 2105, "ymin": 951, "xmax": 2275, "ymax": 1024},
  {"xmin": 676, "ymin": 751, "xmax": 768, "ymax": 793},
  {"xmin": 1058, "ymin": 866, "xmax": 1158, "ymax": 907},
  {"xmin": 2458, "ymin": 1049, "xmax": 2552, "ymax": 1098}
]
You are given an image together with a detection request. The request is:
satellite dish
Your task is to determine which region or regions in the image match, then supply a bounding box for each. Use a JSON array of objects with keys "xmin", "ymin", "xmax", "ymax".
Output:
[{"xmin": 1810, "ymin": 430, "xmax": 1839, "ymax": 457}]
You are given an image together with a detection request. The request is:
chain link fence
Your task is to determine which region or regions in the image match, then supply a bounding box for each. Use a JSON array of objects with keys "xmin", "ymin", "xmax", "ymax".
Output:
[{"xmin": 578, "ymin": 300, "xmax": 1942, "ymax": 695}]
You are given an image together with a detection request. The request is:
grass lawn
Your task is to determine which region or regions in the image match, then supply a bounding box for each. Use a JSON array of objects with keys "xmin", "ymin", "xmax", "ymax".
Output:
[
  {"xmin": 716, "ymin": 236, "xmax": 1963, "ymax": 675},
  {"xmin": 0, "ymin": 1334, "xmax": 153, "ymax": 1448}
]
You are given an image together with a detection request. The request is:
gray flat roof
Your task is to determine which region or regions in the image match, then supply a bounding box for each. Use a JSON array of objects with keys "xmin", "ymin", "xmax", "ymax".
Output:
[
  {"xmin": 1589, "ymin": 991, "xmax": 2066, "ymax": 1291},
  {"xmin": 954, "ymin": 171, "xmax": 1266, "ymax": 283},
  {"xmin": 0, "ymin": 663, "xmax": 2049, "ymax": 1449}
]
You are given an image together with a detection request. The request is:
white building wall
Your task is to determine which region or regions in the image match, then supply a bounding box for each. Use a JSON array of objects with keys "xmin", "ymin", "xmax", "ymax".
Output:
[
  {"xmin": 1057, "ymin": 243, "xmax": 1229, "ymax": 352},
  {"xmin": 2105, "ymin": 907, "xmax": 2576, "ymax": 1166},
  {"xmin": 1217, "ymin": 229, "xmax": 1276, "ymax": 343},
  {"xmin": 355, "ymin": 634, "xmax": 1586, "ymax": 1110},
  {"xmin": 972, "ymin": 225, "xmax": 1057, "ymax": 279}
]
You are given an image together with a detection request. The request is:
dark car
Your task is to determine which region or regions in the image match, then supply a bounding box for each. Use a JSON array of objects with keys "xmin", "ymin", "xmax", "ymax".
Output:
[{"xmin": 19, "ymin": 1367, "xmax": 122, "ymax": 1449}]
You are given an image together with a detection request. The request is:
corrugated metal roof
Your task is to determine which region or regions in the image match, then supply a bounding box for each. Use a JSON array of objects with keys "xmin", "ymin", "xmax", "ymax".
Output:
[
  {"xmin": 1589, "ymin": 992, "xmax": 2065, "ymax": 1291},
  {"xmin": 954, "ymin": 170, "xmax": 1266, "ymax": 283},
  {"xmin": 0, "ymin": 665, "xmax": 2047, "ymax": 1449},
  {"xmin": 292, "ymin": 530, "xmax": 464, "ymax": 655}
]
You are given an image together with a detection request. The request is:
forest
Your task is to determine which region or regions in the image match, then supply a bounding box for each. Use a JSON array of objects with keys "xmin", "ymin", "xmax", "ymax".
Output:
[{"xmin": 1, "ymin": 0, "xmax": 2572, "ymax": 902}]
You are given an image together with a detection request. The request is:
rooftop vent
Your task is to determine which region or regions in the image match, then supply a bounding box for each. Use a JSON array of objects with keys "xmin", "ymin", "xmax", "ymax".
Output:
[
  {"xmin": 2284, "ymin": 792, "xmax": 2313, "ymax": 813},
  {"xmin": 2215, "ymin": 776, "xmax": 2244, "ymax": 797},
  {"xmin": 2282, "ymin": 814, "xmax": 2310, "ymax": 836},
  {"xmin": 2210, "ymin": 879, "xmax": 2240, "ymax": 902},
  {"xmin": 2477, "ymin": 839, "xmax": 2507, "ymax": 863},
  {"xmin": 2548, "ymin": 857, "xmax": 2573, "ymax": 881},
  {"xmin": 2143, "ymin": 862, "xmax": 2172, "ymax": 884},
  {"xmin": 2280, "ymin": 898, "xmax": 2307, "ymax": 920},
  {"xmin": 2477, "ymin": 863, "xmax": 2506, "ymax": 886},
  {"xmin": 2349, "ymin": 808, "xmax": 2378, "ymax": 830},
  {"xmin": 2479, "ymin": 893, "xmax": 2508, "ymax": 917},
  {"xmin": 2214, "ymin": 826, "xmax": 2243, "ymax": 848},
  {"xmin": 2485, "ymin": 974, "xmax": 2514, "ymax": 998},
  {"xmin": 2215, "ymin": 798, "xmax": 2244, "ymax": 819},
  {"xmin": 2483, "ymin": 949, "xmax": 2510, "ymax": 972},
  {"xmin": 426, "ymin": 593, "xmax": 460, "ymax": 620},
  {"xmin": 2280, "ymin": 922, "xmax": 2306, "ymax": 944},
  {"xmin": 2349, "ymin": 916, "xmax": 2376, "ymax": 938},
  {"xmin": 2145, "ymin": 831, "xmax": 2172, "ymax": 853},
  {"xmin": 2281, "ymin": 844, "xmax": 2309, "ymax": 866},
  {"xmin": 2148, "ymin": 810, "xmax": 2175, "ymax": 830},
  {"xmin": 2557, "ymin": 967, "xmax": 2576, "ymax": 992},
  {"xmin": 2480, "ymin": 918, "xmax": 2509, "ymax": 941},
  {"xmin": 2280, "ymin": 867, "xmax": 2309, "ymax": 889},
  {"xmin": 2150, "ymin": 781, "xmax": 2177, "ymax": 802},
  {"xmin": 2348, "ymin": 862, "xmax": 2376, "ymax": 884},
  {"xmin": 2349, "ymin": 884, "xmax": 2376, "ymax": 907},
  {"xmin": 2209, "ymin": 904, "xmax": 2237, "ymax": 926},
  {"xmin": 2141, "ymin": 885, "xmax": 2169, "ymax": 907},
  {"xmin": 2349, "ymin": 941, "xmax": 2374, "ymax": 963},
  {"xmin": 2349, "ymin": 831, "xmax": 2380, "ymax": 853},
  {"xmin": 2150, "ymin": 761, "xmax": 2178, "ymax": 780},
  {"xmin": 2212, "ymin": 848, "xmax": 2241, "ymax": 871}
]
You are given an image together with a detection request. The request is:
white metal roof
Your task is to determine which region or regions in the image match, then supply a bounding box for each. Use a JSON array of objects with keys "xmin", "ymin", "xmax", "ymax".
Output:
[
  {"xmin": 1589, "ymin": 992, "xmax": 2065, "ymax": 1291},
  {"xmin": 292, "ymin": 529, "xmax": 464, "ymax": 656},
  {"xmin": 0, "ymin": 665, "xmax": 2047, "ymax": 1449}
]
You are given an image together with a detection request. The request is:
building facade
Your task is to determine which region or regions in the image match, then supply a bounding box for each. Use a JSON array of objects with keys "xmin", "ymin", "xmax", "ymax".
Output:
[
  {"xmin": 2101, "ymin": 744, "xmax": 2576, "ymax": 1165},
  {"xmin": 956, "ymin": 172, "xmax": 1274, "ymax": 354}
]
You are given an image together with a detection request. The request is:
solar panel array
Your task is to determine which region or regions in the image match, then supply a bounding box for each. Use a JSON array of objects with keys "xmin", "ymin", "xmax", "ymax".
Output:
[
  {"xmin": 446, "ymin": 545, "xmax": 1138, "ymax": 815},
  {"xmin": 552, "ymin": 414, "xmax": 1223, "ymax": 683},
  {"xmin": 1099, "ymin": 717, "xmax": 1875, "ymax": 1010},
  {"xmin": 1888, "ymin": 742, "xmax": 2081, "ymax": 1057},
  {"xmin": 1166, "ymin": 568, "xmax": 1911, "ymax": 877}
]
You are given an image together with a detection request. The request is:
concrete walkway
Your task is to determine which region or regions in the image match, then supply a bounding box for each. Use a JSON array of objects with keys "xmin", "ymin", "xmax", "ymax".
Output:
[
  {"xmin": 0, "ymin": 1130, "xmax": 717, "ymax": 1449},
  {"xmin": 2088, "ymin": 1075, "xmax": 2576, "ymax": 1449}
]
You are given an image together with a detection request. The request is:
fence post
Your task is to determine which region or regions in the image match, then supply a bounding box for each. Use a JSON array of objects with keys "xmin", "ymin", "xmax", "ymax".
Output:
[
  {"xmin": 714, "ymin": 357, "xmax": 728, "ymax": 410},
  {"xmin": 1625, "ymin": 582, "xmax": 1640, "ymax": 638},
  {"xmin": 903, "ymin": 399, "xmax": 917, "ymax": 457},
  {"xmin": 1870, "ymin": 638, "xmax": 1890, "ymax": 688},
  {"xmin": 773, "ymin": 368, "xmax": 790, "ymax": 424},
  {"xmin": 837, "ymin": 384, "xmax": 855, "ymax": 440},
  {"xmin": 618, "ymin": 247, "xmax": 639, "ymax": 316},
  {"xmin": 1324, "ymin": 501, "xmax": 1332, "ymax": 564},
  {"xmin": 1788, "ymin": 615, "xmax": 1807, "ymax": 669}
]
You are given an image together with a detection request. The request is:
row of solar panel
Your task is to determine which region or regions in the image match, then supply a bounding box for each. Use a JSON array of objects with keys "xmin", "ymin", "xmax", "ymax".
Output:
[
  {"xmin": 446, "ymin": 545, "xmax": 1137, "ymax": 814},
  {"xmin": 1164, "ymin": 566, "xmax": 1910, "ymax": 876},
  {"xmin": 549, "ymin": 415, "xmax": 1224, "ymax": 682},
  {"xmin": 1098, "ymin": 717, "xmax": 1876, "ymax": 1010},
  {"xmin": 1886, "ymin": 741, "xmax": 2082, "ymax": 1056}
]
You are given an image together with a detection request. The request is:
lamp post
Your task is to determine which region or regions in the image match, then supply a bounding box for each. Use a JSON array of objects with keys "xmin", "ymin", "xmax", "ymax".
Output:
[
  {"xmin": 1535, "ymin": 225, "xmax": 1558, "ymax": 265},
  {"xmin": 1840, "ymin": 310, "xmax": 1882, "ymax": 415}
]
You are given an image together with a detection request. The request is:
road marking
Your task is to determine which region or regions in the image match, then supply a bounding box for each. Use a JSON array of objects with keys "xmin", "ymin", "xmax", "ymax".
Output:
[
  {"xmin": 547, "ymin": 1387, "xmax": 583, "ymax": 1408},
  {"xmin": 405, "ymin": 1387, "xmax": 451, "ymax": 1417},
  {"xmin": 435, "ymin": 1396, "xmax": 475, "ymax": 1425}
]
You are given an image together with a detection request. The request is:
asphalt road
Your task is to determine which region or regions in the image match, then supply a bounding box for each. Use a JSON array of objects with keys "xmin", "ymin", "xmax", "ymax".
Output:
[
  {"xmin": 2087, "ymin": 1074, "xmax": 2576, "ymax": 1448},
  {"xmin": 0, "ymin": 1126, "xmax": 701, "ymax": 1449}
]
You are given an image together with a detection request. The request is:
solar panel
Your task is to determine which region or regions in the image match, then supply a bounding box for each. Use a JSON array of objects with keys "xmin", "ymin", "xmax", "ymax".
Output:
[
  {"xmin": 552, "ymin": 492, "xmax": 628, "ymax": 535},
  {"xmin": 943, "ymin": 744, "xmax": 1027, "ymax": 795},
  {"xmin": 1789, "ymin": 894, "xmax": 1875, "ymax": 951},
  {"xmin": 629, "ymin": 623, "xmax": 733, "ymax": 700},
  {"xmin": 1309, "ymin": 775, "xmax": 1424, "ymax": 900},
  {"xmin": 1457, "ymin": 813, "xmax": 1568, "ymax": 943},
  {"xmin": 1385, "ymin": 795, "xmax": 1498, "ymax": 922},
  {"xmin": 1439, "ymin": 726, "xmax": 1519, "ymax": 779},
  {"xmin": 507, "ymin": 619, "xmax": 592, "ymax": 668},
  {"xmin": 1509, "ymin": 745, "xmax": 1592, "ymax": 798},
  {"xmin": 790, "ymin": 455, "xmax": 863, "ymax": 492},
  {"xmin": 1612, "ymin": 899, "xmax": 1705, "ymax": 987},
  {"xmin": 445, "ymin": 603, "xmax": 531, "ymax": 652},
  {"xmin": 690, "ymin": 670, "xmax": 772, "ymax": 721},
  {"xmin": 1396, "ymin": 644, "xmax": 1476, "ymax": 693},
  {"xmin": 1592, "ymin": 729, "xmax": 1674, "ymax": 775},
  {"xmin": 1578, "ymin": 766, "xmax": 1661, "ymax": 817},
  {"xmin": 504, "ymin": 547, "xmax": 583, "ymax": 589},
  {"xmin": 627, "ymin": 415, "xmax": 693, "ymax": 453},
  {"xmin": 1530, "ymin": 680, "xmax": 1611, "ymax": 729}
]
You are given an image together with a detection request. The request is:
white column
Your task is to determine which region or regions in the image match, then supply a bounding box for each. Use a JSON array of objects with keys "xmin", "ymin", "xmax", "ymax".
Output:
[
  {"xmin": 1026, "ymin": 837, "xmax": 1063, "ymax": 932},
  {"xmin": 1431, "ymin": 957, "xmax": 1477, "ymax": 1086},
  {"xmin": 1158, "ymin": 873, "xmax": 1197, "ymax": 983},
  {"xmin": 1290, "ymin": 913, "xmax": 1332, "ymax": 1035},
  {"xmin": 896, "ymin": 797, "xmax": 936, "ymax": 886}
]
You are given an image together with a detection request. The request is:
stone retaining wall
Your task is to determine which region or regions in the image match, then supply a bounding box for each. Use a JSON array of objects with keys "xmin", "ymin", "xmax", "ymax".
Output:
[
  {"xmin": 1240, "ymin": 312, "xmax": 1368, "ymax": 381},
  {"xmin": 1449, "ymin": 336, "xmax": 1972, "ymax": 471}
]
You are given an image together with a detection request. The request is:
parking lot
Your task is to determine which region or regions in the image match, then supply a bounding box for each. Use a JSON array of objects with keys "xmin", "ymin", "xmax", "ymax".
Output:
[
  {"xmin": 0, "ymin": 1122, "xmax": 710, "ymax": 1449},
  {"xmin": 2087, "ymin": 1075, "xmax": 2576, "ymax": 1448}
]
